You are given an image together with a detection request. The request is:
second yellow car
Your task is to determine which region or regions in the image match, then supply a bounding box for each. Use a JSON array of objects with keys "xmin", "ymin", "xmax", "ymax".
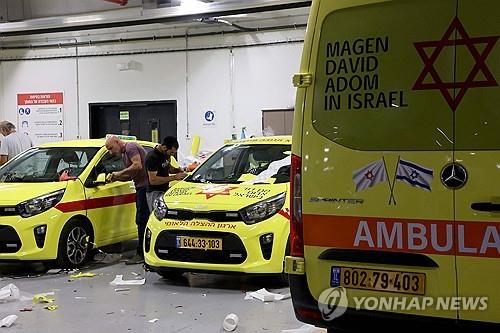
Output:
[{"xmin": 145, "ymin": 136, "xmax": 292, "ymax": 281}]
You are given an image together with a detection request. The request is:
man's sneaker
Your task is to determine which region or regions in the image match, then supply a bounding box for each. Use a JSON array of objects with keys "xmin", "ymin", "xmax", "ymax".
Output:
[{"xmin": 125, "ymin": 254, "xmax": 144, "ymax": 265}]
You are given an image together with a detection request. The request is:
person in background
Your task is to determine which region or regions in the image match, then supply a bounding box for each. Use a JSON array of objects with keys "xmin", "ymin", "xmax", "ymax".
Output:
[
  {"xmin": 145, "ymin": 136, "xmax": 187, "ymax": 211},
  {"xmin": 0, "ymin": 121, "xmax": 33, "ymax": 166},
  {"xmin": 105, "ymin": 136, "xmax": 149, "ymax": 265}
]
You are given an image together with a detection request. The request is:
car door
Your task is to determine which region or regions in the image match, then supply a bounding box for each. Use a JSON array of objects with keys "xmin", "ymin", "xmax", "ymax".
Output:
[
  {"xmin": 302, "ymin": 0, "xmax": 458, "ymax": 320},
  {"xmin": 454, "ymin": 0, "xmax": 500, "ymax": 324},
  {"xmin": 84, "ymin": 151, "xmax": 137, "ymax": 245}
]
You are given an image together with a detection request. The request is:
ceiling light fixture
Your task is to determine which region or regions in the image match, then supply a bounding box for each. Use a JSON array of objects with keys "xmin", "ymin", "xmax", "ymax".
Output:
[{"xmin": 179, "ymin": 0, "xmax": 209, "ymax": 12}]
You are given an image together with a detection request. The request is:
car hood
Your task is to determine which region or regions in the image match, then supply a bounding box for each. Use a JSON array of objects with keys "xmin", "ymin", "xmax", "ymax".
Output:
[
  {"xmin": 0, "ymin": 182, "xmax": 67, "ymax": 205},
  {"xmin": 164, "ymin": 181, "xmax": 288, "ymax": 210}
]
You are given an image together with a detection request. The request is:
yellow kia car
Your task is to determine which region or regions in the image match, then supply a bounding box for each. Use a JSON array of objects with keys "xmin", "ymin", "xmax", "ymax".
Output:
[
  {"xmin": 145, "ymin": 136, "xmax": 291, "ymax": 281},
  {"xmin": 286, "ymin": 0, "xmax": 499, "ymax": 331},
  {"xmin": 0, "ymin": 137, "xmax": 161, "ymax": 268}
]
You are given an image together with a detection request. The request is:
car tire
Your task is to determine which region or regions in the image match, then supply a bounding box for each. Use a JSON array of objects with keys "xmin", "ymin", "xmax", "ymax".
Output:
[{"xmin": 56, "ymin": 219, "xmax": 92, "ymax": 269}]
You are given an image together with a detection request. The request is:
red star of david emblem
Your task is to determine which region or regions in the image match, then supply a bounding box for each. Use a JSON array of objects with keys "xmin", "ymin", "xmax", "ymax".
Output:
[
  {"xmin": 413, "ymin": 17, "xmax": 499, "ymax": 111},
  {"xmin": 196, "ymin": 185, "xmax": 237, "ymax": 199},
  {"xmin": 364, "ymin": 170, "xmax": 375, "ymax": 181}
]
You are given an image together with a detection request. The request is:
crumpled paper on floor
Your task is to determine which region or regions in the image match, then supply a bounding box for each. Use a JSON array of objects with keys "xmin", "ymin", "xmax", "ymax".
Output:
[
  {"xmin": 110, "ymin": 275, "xmax": 145, "ymax": 286},
  {"xmin": 0, "ymin": 284, "xmax": 32, "ymax": 303},
  {"xmin": 0, "ymin": 315, "xmax": 17, "ymax": 328},
  {"xmin": 282, "ymin": 324, "xmax": 327, "ymax": 333},
  {"xmin": 244, "ymin": 288, "xmax": 291, "ymax": 302},
  {"xmin": 70, "ymin": 272, "xmax": 96, "ymax": 279}
]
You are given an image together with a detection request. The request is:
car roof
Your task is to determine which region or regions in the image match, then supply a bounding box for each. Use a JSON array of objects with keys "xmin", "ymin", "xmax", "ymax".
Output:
[
  {"xmin": 226, "ymin": 136, "xmax": 292, "ymax": 145},
  {"xmin": 38, "ymin": 139, "xmax": 156, "ymax": 149}
]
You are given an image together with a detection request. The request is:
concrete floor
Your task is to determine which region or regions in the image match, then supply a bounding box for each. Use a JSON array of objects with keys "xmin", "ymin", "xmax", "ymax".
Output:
[{"xmin": 0, "ymin": 241, "xmax": 306, "ymax": 333}]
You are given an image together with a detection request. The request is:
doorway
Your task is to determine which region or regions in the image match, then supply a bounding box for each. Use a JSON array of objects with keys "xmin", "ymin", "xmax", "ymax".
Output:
[{"xmin": 89, "ymin": 100, "xmax": 177, "ymax": 142}]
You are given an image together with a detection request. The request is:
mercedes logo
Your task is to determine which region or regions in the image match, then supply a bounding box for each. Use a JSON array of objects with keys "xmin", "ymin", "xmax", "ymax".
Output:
[{"xmin": 441, "ymin": 163, "xmax": 468, "ymax": 189}]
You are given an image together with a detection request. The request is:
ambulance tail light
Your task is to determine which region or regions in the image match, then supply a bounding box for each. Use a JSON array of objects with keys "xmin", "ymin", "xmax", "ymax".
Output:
[{"xmin": 290, "ymin": 154, "xmax": 304, "ymax": 257}]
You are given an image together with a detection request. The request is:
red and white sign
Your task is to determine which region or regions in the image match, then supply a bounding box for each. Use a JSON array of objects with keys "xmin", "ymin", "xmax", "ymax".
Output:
[{"xmin": 17, "ymin": 92, "xmax": 64, "ymax": 145}]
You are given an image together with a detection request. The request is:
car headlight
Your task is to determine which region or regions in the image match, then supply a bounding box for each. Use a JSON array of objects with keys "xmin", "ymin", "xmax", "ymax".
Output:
[
  {"xmin": 17, "ymin": 189, "xmax": 65, "ymax": 218},
  {"xmin": 153, "ymin": 195, "xmax": 168, "ymax": 221},
  {"xmin": 239, "ymin": 193, "xmax": 286, "ymax": 225}
]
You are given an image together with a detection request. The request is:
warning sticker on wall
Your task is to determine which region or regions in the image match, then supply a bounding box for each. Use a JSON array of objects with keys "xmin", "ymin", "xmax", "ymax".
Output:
[{"xmin": 17, "ymin": 92, "xmax": 64, "ymax": 145}]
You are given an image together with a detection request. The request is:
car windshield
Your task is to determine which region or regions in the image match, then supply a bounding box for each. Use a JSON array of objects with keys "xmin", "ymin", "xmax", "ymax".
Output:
[
  {"xmin": 0, "ymin": 147, "xmax": 99, "ymax": 183},
  {"xmin": 187, "ymin": 144, "xmax": 291, "ymax": 184}
]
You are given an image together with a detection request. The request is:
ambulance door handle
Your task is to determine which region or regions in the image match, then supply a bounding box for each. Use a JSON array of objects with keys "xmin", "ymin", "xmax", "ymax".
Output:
[
  {"xmin": 471, "ymin": 202, "xmax": 500, "ymax": 212},
  {"xmin": 318, "ymin": 249, "xmax": 439, "ymax": 268}
]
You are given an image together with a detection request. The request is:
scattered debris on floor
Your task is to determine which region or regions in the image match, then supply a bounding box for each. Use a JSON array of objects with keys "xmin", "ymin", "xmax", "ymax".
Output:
[
  {"xmin": 0, "ymin": 284, "xmax": 20, "ymax": 302},
  {"xmin": 32, "ymin": 293, "xmax": 55, "ymax": 304},
  {"xmin": 0, "ymin": 315, "xmax": 17, "ymax": 328},
  {"xmin": 114, "ymin": 288, "xmax": 131, "ymax": 293},
  {"xmin": 46, "ymin": 269, "xmax": 63, "ymax": 275},
  {"xmin": 19, "ymin": 307, "xmax": 33, "ymax": 312},
  {"xmin": 282, "ymin": 324, "xmax": 327, "ymax": 333},
  {"xmin": 222, "ymin": 313, "xmax": 239, "ymax": 332},
  {"xmin": 244, "ymin": 288, "xmax": 291, "ymax": 302},
  {"xmin": 44, "ymin": 305, "xmax": 59, "ymax": 311},
  {"xmin": 148, "ymin": 318, "xmax": 159, "ymax": 323},
  {"xmin": 110, "ymin": 275, "xmax": 145, "ymax": 286},
  {"xmin": 70, "ymin": 272, "xmax": 96, "ymax": 279}
]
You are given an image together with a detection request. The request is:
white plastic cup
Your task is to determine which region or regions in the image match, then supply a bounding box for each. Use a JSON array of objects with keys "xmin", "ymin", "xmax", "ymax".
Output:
[{"xmin": 222, "ymin": 313, "xmax": 239, "ymax": 332}]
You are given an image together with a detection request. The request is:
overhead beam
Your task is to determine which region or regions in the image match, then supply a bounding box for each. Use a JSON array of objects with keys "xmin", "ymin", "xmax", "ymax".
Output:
[{"xmin": 0, "ymin": 0, "xmax": 311, "ymax": 37}]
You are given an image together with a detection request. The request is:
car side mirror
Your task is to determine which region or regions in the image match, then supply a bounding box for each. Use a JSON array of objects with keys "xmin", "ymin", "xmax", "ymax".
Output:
[{"xmin": 94, "ymin": 173, "xmax": 107, "ymax": 186}]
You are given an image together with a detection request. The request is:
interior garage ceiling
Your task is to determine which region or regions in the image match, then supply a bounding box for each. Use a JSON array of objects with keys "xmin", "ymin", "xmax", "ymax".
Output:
[{"xmin": 0, "ymin": 0, "xmax": 310, "ymax": 46}]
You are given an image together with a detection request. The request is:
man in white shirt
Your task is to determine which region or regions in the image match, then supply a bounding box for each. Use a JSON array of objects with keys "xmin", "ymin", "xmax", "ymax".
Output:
[{"xmin": 0, "ymin": 121, "xmax": 33, "ymax": 166}]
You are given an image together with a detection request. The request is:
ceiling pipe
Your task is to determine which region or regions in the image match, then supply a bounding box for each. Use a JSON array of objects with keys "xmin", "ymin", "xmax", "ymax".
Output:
[{"xmin": 0, "ymin": 0, "xmax": 311, "ymax": 37}]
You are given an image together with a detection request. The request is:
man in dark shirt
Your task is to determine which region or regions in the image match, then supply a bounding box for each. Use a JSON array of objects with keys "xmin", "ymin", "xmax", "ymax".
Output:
[
  {"xmin": 145, "ymin": 136, "xmax": 187, "ymax": 211},
  {"xmin": 105, "ymin": 136, "xmax": 149, "ymax": 265}
]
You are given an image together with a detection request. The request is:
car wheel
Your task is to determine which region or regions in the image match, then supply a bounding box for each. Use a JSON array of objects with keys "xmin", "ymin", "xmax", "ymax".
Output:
[{"xmin": 56, "ymin": 219, "xmax": 92, "ymax": 268}]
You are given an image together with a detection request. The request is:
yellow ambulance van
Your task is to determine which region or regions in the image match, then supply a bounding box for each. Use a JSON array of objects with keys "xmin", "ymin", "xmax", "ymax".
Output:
[{"xmin": 286, "ymin": 0, "xmax": 499, "ymax": 331}]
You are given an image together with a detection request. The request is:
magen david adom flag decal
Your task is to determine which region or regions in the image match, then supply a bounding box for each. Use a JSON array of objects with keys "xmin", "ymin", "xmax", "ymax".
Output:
[
  {"xmin": 352, "ymin": 159, "xmax": 388, "ymax": 192},
  {"xmin": 396, "ymin": 159, "xmax": 434, "ymax": 191}
]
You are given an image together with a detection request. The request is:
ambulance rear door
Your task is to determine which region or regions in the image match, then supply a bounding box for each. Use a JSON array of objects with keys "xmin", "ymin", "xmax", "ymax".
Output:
[
  {"xmin": 302, "ymin": 0, "xmax": 459, "ymax": 320},
  {"xmin": 453, "ymin": 0, "xmax": 500, "ymax": 324}
]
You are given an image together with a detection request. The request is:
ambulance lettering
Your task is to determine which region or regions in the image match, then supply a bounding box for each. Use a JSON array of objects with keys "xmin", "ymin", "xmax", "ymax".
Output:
[{"xmin": 353, "ymin": 220, "xmax": 500, "ymax": 256}]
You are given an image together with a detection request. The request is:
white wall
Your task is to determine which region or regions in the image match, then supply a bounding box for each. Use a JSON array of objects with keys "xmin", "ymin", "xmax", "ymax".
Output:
[
  {"xmin": 233, "ymin": 44, "xmax": 303, "ymax": 137},
  {"xmin": 78, "ymin": 52, "xmax": 188, "ymax": 144},
  {"xmin": 0, "ymin": 30, "xmax": 304, "ymax": 152},
  {"xmin": 1, "ymin": 59, "xmax": 79, "ymax": 140}
]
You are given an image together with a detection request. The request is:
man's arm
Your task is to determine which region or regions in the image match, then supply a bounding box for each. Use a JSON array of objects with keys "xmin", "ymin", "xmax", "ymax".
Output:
[
  {"xmin": 109, "ymin": 154, "xmax": 142, "ymax": 182},
  {"xmin": 148, "ymin": 171, "xmax": 186, "ymax": 185},
  {"xmin": 0, "ymin": 138, "xmax": 7, "ymax": 165},
  {"xmin": 169, "ymin": 166, "xmax": 184, "ymax": 174}
]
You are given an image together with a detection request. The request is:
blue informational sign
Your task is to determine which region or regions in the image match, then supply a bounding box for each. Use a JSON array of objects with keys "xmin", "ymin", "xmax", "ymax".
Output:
[
  {"xmin": 18, "ymin": 108, "xmax": 24, "ymax": 115},
  {"xmin": 25, "ymin": 108, "xmax": 31, "ymax": 115},
  {"xmin": 204, "ymin": 110, "xmax": 215, "ymax": 122}
]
